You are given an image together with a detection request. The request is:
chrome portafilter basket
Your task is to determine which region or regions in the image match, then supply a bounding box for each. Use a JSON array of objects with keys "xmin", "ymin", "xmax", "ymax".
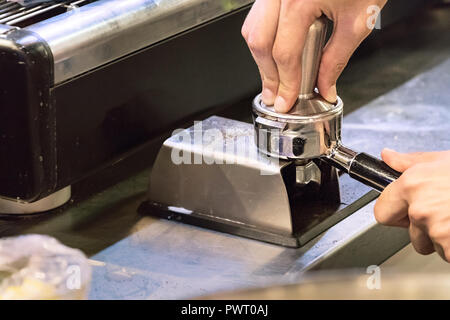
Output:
[{"xmin": 252, "ymin": 17, "xmax": 400, "ymax": 192}]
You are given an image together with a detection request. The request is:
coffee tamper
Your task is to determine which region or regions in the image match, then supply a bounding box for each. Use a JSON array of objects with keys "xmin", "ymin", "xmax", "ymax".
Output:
[{"xmin": 252, "ymin": 16, "xmax": 400, "ymax": 192}]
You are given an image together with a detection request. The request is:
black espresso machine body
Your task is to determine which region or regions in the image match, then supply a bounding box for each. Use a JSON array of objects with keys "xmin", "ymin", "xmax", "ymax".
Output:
[{"xmin": 0, "ymin": 0, "xmax": 259, "ymax": 205}]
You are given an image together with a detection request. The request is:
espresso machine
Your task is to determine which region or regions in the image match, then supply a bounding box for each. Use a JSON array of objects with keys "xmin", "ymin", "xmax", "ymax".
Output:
[
  {"xmin": 139, "ymin": 17, "xmax": 401, "ymax": 247},
  {"xmin": 0, "ymin": 0, "xmax": 258, "ymax": 214}
]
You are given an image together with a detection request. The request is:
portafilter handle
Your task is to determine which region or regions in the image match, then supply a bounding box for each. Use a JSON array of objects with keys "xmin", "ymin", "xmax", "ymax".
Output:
[
  {"xmin": 325, "ymin": 145, "xmax": 402, "ymax": 192},
  {"xmin": 298, "ymin": 16, "xmax": 328, "ymax": 99}
]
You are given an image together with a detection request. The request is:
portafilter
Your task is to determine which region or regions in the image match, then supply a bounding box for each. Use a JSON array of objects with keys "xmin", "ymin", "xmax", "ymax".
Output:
[{"xmin": 252, "ymin": 16, "xmax": 400, "ymax": 192}]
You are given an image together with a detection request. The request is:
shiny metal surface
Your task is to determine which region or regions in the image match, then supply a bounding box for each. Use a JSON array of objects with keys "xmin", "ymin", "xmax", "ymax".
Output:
[
  {"xmin": 0, "ymin": 0, "xmax": 93, "ymax": 26},
  {"xmin": 0, "ymin": 186, "xmax": 71, "ymax": 215},
  {"xmin": 148, "ymin": 116, "xmax": 294, "ymax": 234},
  {"xmin": 253, "ymin": 95, "xmax": 343, "ymax": 160},
  {"xmin": 252, "ymin": 17, "xmax": 401, "ymax": 192},
  {"xmin": 0, "ymin": 23, "xmax": 12, "ymax": 33},
  {"xmin": 299, "ymin": 16, "xmax": 328, "ymax": 99},
  {"xmin": 1, "ymin": 3, "xmax": 59, "ymax": 25},
  {"xmin": 327, "ymin": 145, "xmax": 358, "ymax": 172},
  {"xmin": 26, "ymin": 0, "xmax": 253, "ymax": 84},
  {"xmin": 0, "ymin": 0, "xmax": 21, "ymax": 22},
  {"xmin": 253, "ymin": 94, "xmax": 342, "ymax": 121},
  {"xmin": 295, "ymin": 161, "xmax": 321, "ymax": 186},
  {"xmin": 205, "ymin": 271, "xmax": 450, "ymax": 299},
  {"xmin": 254, "ymin": 91, "xmax": 400, "ymax": 191},
  {"xmin": 144, "ymin": 115, "xmax": 376, "ymax": 247},
  {"xmin": 146, "ymin": 115, "xmax": 376, "ymax": 246},
  {"xmin": 252, "ymin": 17, "xmax": 343, "ymax": 160}
]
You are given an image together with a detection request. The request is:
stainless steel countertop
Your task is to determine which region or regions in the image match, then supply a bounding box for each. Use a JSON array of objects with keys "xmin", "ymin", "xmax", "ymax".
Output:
[
  {"xmin": 1, "ymin": 56, "xmax": 447, "ymax": 301},
  {"xmin": 82, "ymin": 58, "xmax": 450, "ymax": 299}
]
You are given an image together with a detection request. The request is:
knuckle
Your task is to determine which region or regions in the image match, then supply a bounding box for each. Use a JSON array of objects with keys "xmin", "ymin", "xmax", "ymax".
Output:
[
  {"xmin": 281, "ymin": 0, "xmax": 297, "ymax": 9},
  {"xmin": 241, "ymin": 24, "xmax": 249, "ymax": 40},
  {"xmin": 331, "ymin": 61, "xmax": 347, "ymax": 78},
  {"xmin": 278, "ymin": 80, "xmax": 299, "ymax": 97},
  {"xmin": 334, "ymin": 62, "xmax": 347, "ymax": 74},
  {"xmin": 263, "ymin": 77, "xmax": 279, "ymax": 89},
  {"xmin": 272, "ymin": 47, "xmax": 297, "ymax": 67},
  {"xmin": 247, "ymin": 35, "xmax": 272, "ymax": 58},
  {"xmin": 318, "ymin": 54, "xmax": 347, "ymax": 81},
  {"xmin": 399, "ymin": 168, "xmax": 421, "ymax": 192},
  {"xmin": 408, "ymin": 204, "xmax": 428, "ymax": 224},
  {"xmin": 284, "ymin": 0, "xmax": 313, "ymax": 16}
]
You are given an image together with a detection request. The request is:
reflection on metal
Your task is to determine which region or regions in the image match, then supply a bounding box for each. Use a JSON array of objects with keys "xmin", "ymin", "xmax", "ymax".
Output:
[
  {"xmin": 0, "ymin": 23, "xmax": 13, "ymax": 33},
  {"xmin": 25, "ymin": 0, "xmax": 253, "ymax": 83},
  {"xmin": 144, "ymin": 116, "xmax": 294, "ymax": 237},
  {"xmin": 0, "ymin": 0, "xmax": 94, "ymax": 26},
  {"xmin": 203, "ymin": 270, "xmax": 450, "ymax": 299},
  {"xmin": 252, "ymin": 17, "xmax": 401, "ymax": 192},
  {"xmin": 253, "ymin": 95, "xmax": 343, "ymax": 160},
  {"xmin": 140, "ymin": 116, "xmax": 377, "ymax": 247},
  {"xmin": 295, "ymin": 161, "xmax": 321, "ymax": 186},
  {"xmin": 251, "ymin": 18, "xmax": 343, "ymax": 160},
  {"xmin": 0, "ymin": 186, "xmax": 71, "ymax": 214}
]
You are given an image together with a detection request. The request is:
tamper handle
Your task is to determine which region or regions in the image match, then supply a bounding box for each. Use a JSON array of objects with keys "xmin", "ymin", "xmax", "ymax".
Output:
[{"xmin": 299, "ymin": 16, "xmax": 328, "ymax": 99}]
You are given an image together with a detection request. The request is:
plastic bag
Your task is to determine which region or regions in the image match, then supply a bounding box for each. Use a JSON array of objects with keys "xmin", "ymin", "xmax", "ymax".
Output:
[{"xmin": 0, "ymin": 234, "xmax": 91, "ymax": 300}]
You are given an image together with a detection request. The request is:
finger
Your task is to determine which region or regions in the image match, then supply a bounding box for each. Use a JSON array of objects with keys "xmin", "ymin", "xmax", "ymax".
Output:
[
  {"xmin": 248, "ymin": 51, "xmax": 275, "ymax": 104},
  {"xmin": 409, "ymin": 223, "xmax": 435, "ymax": 255},
  {"xmin": 317, "ymin": 16, "xmax": 370, "ymax": 103},
  {"xmin": 381, "ymin": 148, "xmax": 445, "ymax": 172},
  {"xmin": 242, "ymin": 0, "xmax": 281, "ymax": 105},
  {"xmin": 374, "ymin": 179, "xmax": 409, "ymax": 228},
  {"xmin": 272, "ymin": 1, "xmax": 321, "ymax": 112}
]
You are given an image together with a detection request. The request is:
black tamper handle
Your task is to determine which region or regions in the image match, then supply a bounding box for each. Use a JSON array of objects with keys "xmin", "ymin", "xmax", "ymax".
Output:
[{"xmin": 347, "ymin": 153, "xmax": 402, "ymax": 192}]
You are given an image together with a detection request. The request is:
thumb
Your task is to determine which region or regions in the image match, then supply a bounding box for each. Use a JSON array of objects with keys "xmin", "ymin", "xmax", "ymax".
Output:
[{"xmin": 381, "ymin": 148, "xmax": 444, "ymax": 172}]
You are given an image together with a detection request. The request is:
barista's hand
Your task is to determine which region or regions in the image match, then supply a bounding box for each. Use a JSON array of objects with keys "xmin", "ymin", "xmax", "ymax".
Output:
[
  {"xmin": 375, "ymin": 149, "xmax": 450, "ymax": 262},
  {"xmin": 241, "ymin": 0, "xmax": 387, "ymax": 112}
]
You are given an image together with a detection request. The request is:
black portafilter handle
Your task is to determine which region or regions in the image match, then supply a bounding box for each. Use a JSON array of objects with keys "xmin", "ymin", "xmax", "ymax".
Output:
[
  {"xmin": 347, "ymin": 153, "xmax": 402, "ymax": 192},
  {"xmin": 326, "ymin": 145, "xmax": 402, "ymax": 192}
]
